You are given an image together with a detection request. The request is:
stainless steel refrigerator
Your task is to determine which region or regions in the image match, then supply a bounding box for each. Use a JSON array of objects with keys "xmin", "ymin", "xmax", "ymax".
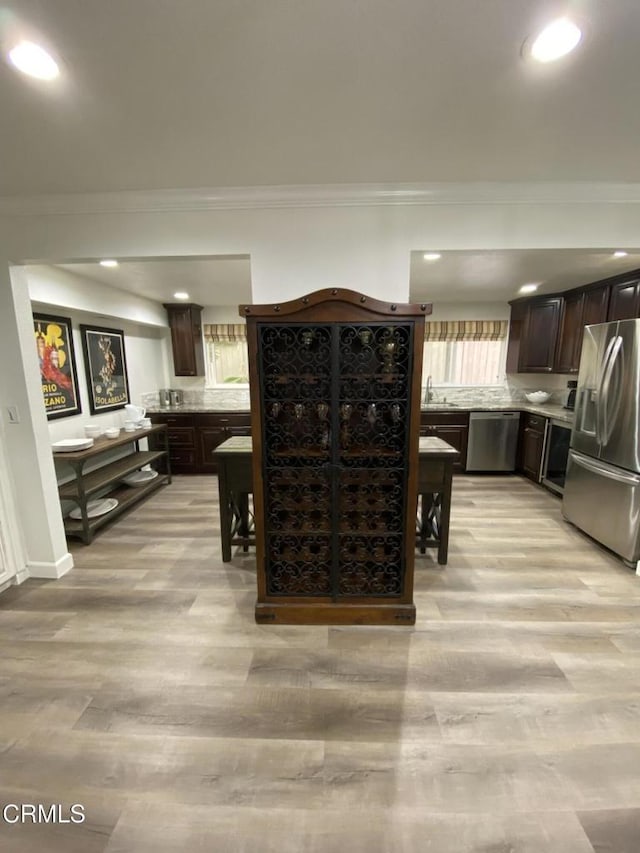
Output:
[{"xmin": 562, "ymin": 318, "xmax": 640, "ymax": 566}]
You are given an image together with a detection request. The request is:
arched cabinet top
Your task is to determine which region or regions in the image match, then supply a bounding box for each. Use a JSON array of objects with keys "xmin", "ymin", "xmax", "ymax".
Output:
[{"xmin": 239, "ymin": 288, "xmax": 432, "ymax": 320}]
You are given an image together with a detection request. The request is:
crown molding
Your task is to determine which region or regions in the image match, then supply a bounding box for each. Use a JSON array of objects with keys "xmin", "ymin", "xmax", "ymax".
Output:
[{"xmin": 1, "ymin": 182, "xmax": 640, "ymax": 216}]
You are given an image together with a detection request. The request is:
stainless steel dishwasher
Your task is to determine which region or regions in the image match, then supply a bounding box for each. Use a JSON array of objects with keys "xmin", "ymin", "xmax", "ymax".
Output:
[{"xmin": 466, "ymin": 411, "xmax": 521, "ymax": 472}]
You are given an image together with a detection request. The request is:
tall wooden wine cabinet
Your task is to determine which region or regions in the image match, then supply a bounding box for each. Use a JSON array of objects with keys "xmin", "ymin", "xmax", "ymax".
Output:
[{"xmin": 240, "ymin": 288, "xmax": 431, "ymax": 625}]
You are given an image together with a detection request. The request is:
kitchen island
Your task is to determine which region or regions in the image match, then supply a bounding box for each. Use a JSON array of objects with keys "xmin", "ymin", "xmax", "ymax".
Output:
[{"xmin": 213, "ymin": 435, "xmax": 460, "ymax": 565}]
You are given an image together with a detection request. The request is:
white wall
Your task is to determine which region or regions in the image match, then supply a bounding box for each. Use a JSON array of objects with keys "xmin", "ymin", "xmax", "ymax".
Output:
[
  {"xmin": 31, "ymin": 305, "xmax": 169, "ymax": 441},
  {"xmin": 26, "ymin": 265, "xmax": 168, "ymax": 327},
  {"xmin": 2, "ymin": 185, "xmax": 640, "ymax": 582},
  {"xmin": 26, "ymin": 265, "xmax": 170, "ymax": 440},
  {"xmin": 202, "ymin": 306, "xmax": 245, "ymax": 324}
]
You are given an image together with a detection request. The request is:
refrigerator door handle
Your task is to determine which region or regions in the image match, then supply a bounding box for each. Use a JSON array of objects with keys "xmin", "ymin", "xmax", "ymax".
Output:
[
  {"xmin": 595, "ymin": 336, "xmax": 617, "ymax": 444},
  {"xmin": 570, "ymin": 450, "xmax": 640, "ymax": 486},
  {"xmin": 601, "ymin": 335, "xmax": 624, "ymax": 447}
]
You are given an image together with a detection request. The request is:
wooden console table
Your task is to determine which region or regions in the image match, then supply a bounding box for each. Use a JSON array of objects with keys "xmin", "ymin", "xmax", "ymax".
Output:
[
  {"xmin": 213, "ymin": 435, "xmax": 459, "ymax": 565},
  {"xmin": 55, "ymin": 424, "xmax": 171, "ymax": 545}
]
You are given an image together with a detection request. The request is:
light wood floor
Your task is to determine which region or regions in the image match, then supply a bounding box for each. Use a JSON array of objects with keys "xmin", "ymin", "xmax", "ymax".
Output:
[{"xmin": 1, "ymin": 474, "xmax": 639, "ymax": 852}]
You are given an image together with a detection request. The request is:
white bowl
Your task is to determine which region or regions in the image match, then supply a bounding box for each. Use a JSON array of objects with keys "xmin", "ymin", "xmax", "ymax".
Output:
[
  {"xmin": 84, "ymin": 425, "xmax": 102, "ymax": 438},
  {"xmin": 104, "ymin": 427, "xmax": 121, "ymax": 439},
  {"xmin": 525, "ymin": 391, "xmax": 551, "ymax": 404}
]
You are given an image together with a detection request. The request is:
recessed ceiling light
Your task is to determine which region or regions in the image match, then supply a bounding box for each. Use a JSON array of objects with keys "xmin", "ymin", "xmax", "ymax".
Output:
[
  {"xmin": 99, "ymin": 259, "xmax": 119, "ymax": 268},
  {"xmin": 527, "ymin": 18, "xmax": 582, "ymax": 63},
  {"xmin": 613, "ymin": 250, "xmax": 628, "ymax": 258},
  {"xmin": 423, "ymin": 253, "xmax": 441, "ymax": 261},
  {"xmin": 173, "ymin": 292, "xmax": 189, "ymax": 300},
  {"xmin": 519, "ymin": 283, "xmax": 539, "ymax": 294},
  {"xmin": 8, "ymin": 41, "xmax": 59, "ymax": 80}
]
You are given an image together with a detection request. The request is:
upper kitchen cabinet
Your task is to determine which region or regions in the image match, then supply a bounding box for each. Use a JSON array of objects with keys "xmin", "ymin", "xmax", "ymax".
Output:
[
  {"xmin": 163, "ymin": 303, "xmax": 205, "ymax": 376},
  {"xmin": 555, "ymin": 290, "xmax": 585, "ymax": 374},
  {"xmin": 582, "ymin": 284, "xmax": 611, "ymax": 326},
  {"xmin": 556, "ymin": 284, "xmax": 610, "ymax": 373},
  {"xmin": 505, "ymin": 302, "xmax": 527, "ymax": 374},
  {"xmin": 608, "ymin": 279, "xmax": 640, "ymax": 321},
  {"xmin": 518, "ymin": 297, "xmax": 562, "ymax": 373},
  {"xmin": 507, "ymin": 280, "xmax": 615, "ymax": 375}
]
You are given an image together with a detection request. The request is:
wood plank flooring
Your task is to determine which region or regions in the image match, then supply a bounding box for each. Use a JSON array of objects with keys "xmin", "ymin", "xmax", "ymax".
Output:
[{"xmin": 1, "ymin": 474, "xmax": 639, "ymax": 852}]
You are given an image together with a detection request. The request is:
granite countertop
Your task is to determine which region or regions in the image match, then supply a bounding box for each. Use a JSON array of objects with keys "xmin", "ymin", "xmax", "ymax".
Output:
[
  {"xmin": 148, "ymin": 402, "xmax": 574, "ymax": 424},
  {"xmin": 421, "ymin": 401, "xmax": 574, "ymax": 423},
  {"xmin": 146, "ymin": 405, "xmax": 249, "ymax": 414},
  {"xmin": 214, "ymin": 435, "xmax": 462, "ymax": 456}
]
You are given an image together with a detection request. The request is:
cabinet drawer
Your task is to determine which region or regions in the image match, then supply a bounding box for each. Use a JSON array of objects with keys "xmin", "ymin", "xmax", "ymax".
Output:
[
  {"xmin": 421, "ymin": 411, "xmax": 470, "ymax": 427},
  {"xmin": 226, "ymin": 425, "xmax": 252, "ymax": 437},
  {"xmin": 524, "ymin": 413, "xmax": 547, "ymax": 432},
  {"xmin": 170, "ymin": 449, "xmax": 196, "ymax": 465},
  {"xmin": 150, "ymin": 414, "xmax": 192, "ymax": 426},
  {"xmin": 167, "ymin": 427, "xmax": 196, "ymax": 446},
  {"xmin": 195, "ymin": 412, "xmax": 251, "ymax": 428}
]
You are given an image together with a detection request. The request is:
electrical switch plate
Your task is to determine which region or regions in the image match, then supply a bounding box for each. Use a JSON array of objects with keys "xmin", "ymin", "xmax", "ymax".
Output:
[{"xmin": 6, "ymin": 406, "xmax": 19, "ymax": 423}]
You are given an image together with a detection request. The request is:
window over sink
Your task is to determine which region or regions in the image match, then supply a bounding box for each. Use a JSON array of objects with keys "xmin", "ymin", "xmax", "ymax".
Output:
[
  {"xmin": 423, "ymin": 320, "xmax": 507, "ymax": 385},
  {"xmin": 204, "ymin": 323, "xmax": 249, "ymax": 385}
]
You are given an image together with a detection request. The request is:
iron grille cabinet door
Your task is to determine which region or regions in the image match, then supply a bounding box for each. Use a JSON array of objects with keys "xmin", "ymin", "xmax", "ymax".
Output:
[{"xmin": 241, "ymin": 289, "xmax": 430, "ymax": 625}]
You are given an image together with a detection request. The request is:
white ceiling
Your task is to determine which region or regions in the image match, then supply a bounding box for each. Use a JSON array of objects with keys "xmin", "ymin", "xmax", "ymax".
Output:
[
  {"xmin": 3, "ymin": 1, "xmax": 640, "ymax": 305},
  {"xmin": 45, "ymin": 248, "xmax": 640, "ymax": 309},
  {"xmin": 1, "ymin": 0, "xmax": 640, "ymax": 194},
  {"xmin": 409, "ymin": 248, "xmax": 640, "ymax": 303},
  {"xmin": 53, "ymin": 257, "xmax": 253, "ymax": 307}
]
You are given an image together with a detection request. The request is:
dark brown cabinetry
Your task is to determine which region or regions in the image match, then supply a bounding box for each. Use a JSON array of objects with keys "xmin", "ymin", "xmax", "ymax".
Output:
[
  {"xmin": 583, "ymin": 285, "xmax": 610, "ymax": 327},
  {"xmin": 555, "ymin": 291, "xmax": 585, "ymax": 374},
  {"xmin": 556, "ymin": 285, "xmax": 611, "ymax": 375},
  {"xmin": 517, "ymin": 413, "xmax": 547, "ymax": 482},
  {"xmin": 556, "ymin": 284, "xmax": 610, "ymax": 373},
  {"xmin": 149, "ymin": 411, "xmax": 251, "ymax": 473},
  {"xmin": 608, "ymin": 280, "xmax": 640, "ymax": 321},
  {"xmin": 164, "ymin": 303, "xmax": 205, "ymax": 376},
  {"xmin": 519, "ymin": 297, "xmax": 562, "ymax": 372},
  {"xmin": 420, "ymin": 411, "xmax": 469, "ymax": 472},
  {"xmin": 505, "ymin": 302, "xmax": 526, "ymax": 374},
  {"xmin": 197, "ymin": 413, "xmax": 252, "ymax": 473},
  {"xmin": 508, "ymin": 270, "xmax": 640, "ymax": 375},
  {"xmin": 242, "ymin": 288, "xmax": 429, "ymax": 625}
]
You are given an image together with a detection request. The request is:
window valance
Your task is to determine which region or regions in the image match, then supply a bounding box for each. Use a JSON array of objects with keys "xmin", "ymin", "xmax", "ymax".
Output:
[
  {"xmin": 203, "ymin": 323, "xmax": 247, "ymax": 343},
  {"xmin": 424, "ymin": 320, "xmax": 507, "ymax": 342}
]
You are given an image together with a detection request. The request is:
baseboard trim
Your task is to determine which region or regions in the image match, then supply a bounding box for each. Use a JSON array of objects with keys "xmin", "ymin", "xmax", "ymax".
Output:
[
  {"xmin": 27, "ymin": 551, "xmax": 74, "ymax": 579},
  {"xmin": 15, "ymin": 567, "xmax": 30, "ymax": 585}
]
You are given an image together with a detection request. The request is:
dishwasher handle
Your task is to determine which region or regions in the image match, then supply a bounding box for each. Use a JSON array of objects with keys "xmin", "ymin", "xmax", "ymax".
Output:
[{"xmin": 469, "ymin": 411, "xmax": 520, "ymax": 420}]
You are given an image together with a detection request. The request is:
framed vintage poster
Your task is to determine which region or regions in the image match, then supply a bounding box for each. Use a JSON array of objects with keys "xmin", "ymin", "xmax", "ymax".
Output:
[
  {"xmin": 80, "ymin": 325, "xmax": 130, "ymax": 414},
  {"xmin": 33, "ymin": 313, "xmax": 82, "ymax": 420}
]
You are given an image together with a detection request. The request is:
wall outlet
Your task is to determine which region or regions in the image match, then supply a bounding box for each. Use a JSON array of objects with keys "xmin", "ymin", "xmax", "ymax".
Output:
[{"xmin": 6, "ymin": 406, "xmax": 19, "ymax": 424}]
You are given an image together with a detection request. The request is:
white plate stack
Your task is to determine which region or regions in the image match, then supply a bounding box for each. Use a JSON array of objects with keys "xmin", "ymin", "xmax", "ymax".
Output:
[
  {"xmin": 52, "ymin": 438, "xmax": 94, "ymax": 452},
  {"xmin": 69, "ymin": 498, "xmax": 118, "ymax": 519},
  {"xmin": 122, "ymin": 469, "xmax": 159, "ymax": 487}
]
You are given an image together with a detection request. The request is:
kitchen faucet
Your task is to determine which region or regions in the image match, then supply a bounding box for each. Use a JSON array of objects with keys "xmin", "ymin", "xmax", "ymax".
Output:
[{"xmin": 423, "ymin": 374, "xmax": 434, "ymax": 405}]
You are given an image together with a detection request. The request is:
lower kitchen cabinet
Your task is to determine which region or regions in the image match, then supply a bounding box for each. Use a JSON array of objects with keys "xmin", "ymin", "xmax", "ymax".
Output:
[
  {"xmin": 420, "ymin": 412, "xmax": 469, "ymax": 472},
  {"xmin": 517, "ymin": 413, "xmax": 547, "ymax": 482},
  {"xmin": 149, "ymin": 411, "xmax": 251, "ymax": 473}
]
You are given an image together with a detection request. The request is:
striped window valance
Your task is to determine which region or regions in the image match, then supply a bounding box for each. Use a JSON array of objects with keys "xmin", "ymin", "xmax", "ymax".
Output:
[
  {"xmin": 424, "ymin": 320, "xmax": 507, "ymax": 342},
  {"xmin": 203, "ymin": 323, "xmax": 247, "ymax": 343}
]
